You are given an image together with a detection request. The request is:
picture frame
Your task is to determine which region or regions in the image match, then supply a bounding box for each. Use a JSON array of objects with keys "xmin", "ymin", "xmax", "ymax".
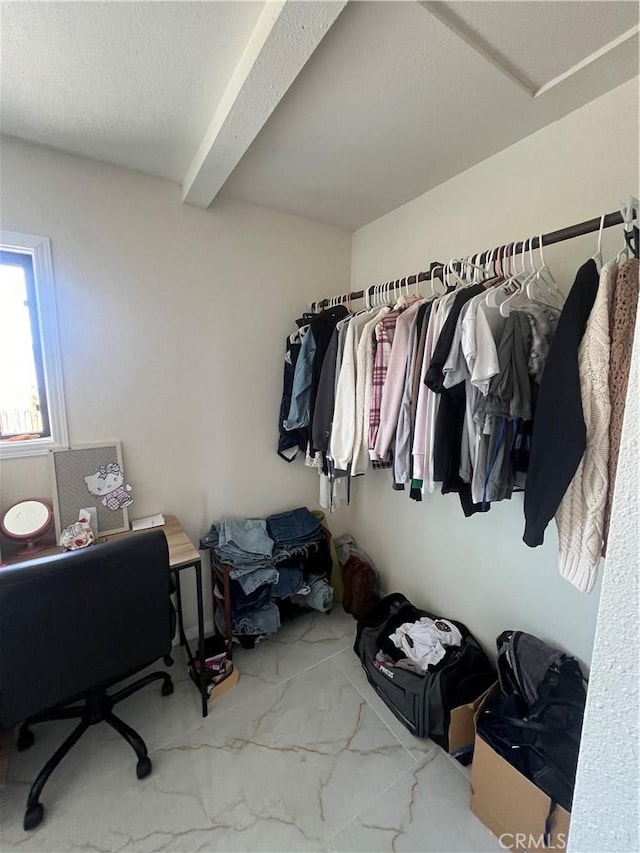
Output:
[{"xmin": 50, "ymin": 442, "xmax": 132, "ymax": 539}]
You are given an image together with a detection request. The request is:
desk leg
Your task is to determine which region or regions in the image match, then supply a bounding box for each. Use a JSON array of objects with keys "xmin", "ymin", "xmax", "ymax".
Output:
[
  {"xmin": 173, "ymin": 570, "xmax": 187, "ymax": 648},
  {"xmin": 194, "ymin": 559, "xmax": 208, "ymax": 718}
]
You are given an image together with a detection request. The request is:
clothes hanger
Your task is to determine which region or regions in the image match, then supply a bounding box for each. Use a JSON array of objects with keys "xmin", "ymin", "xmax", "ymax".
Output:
[
  {"xmin": 483, "ymin": 246, "xmax": 497, "ymax": 283},
  {"xmin": 462, "ymin": 253, "xmax": 486, "ymax": 285},
  {"xmin": 500, "ymin": 238, "xmax": 536, "ymax": 316},
  {"xmin": 497, "ymin": 243, "xmax": 525, "ymax": 316},
  {"xmin": 446, "ymin": 258, "xmax": 464, "ymax": 290},
  {"xmin": 617, "ymin": 196, "xmax": 639, "ymax": 262},
  {"xmin": 427, "ymin": 264, "xmax": 444, "ymax": 297},
  {"xmin": 411, "ymin": 273, "xmax": 419, "ymax": 299},
  {"xmin": 526, "ymin": 235, "xmax": 563, "ymax": 307},
  {"xmin": 498, "ymin": 240, "xmax": 526, "ymax": 315},
  {"xmin": 485, "ymin": 245, "xmax": 512, "ymax": 308},
  {"xmin": 592, "ymin": 213, "xmax": 605, "ymax": 272},
  {"xmin": 485, "ymin": 245, "xmax": 505, "ymax": 299},
  {"xmin": 623, "ymin": 196, "xmax": 639, "ymax": 258}
]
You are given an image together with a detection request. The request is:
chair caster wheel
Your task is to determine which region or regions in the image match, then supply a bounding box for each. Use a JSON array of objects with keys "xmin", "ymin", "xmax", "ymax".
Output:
[
  {"xmin": 23, "ymin": 802, "xmax": 44, "ymax": 831},
  {"xmin": 136, "ymin": 756, "xmax": 152, "ymax": 779},
  {"xmin": 17, "ymin": 729, "xmax": 35, "ymax": 751},
  {"xmin": 161, "ymin": 679, "xmax": 174, "ymax": 697},
  {"xmin": 163, "ymin": 654, "xmax": 174, "ymax": 667}
]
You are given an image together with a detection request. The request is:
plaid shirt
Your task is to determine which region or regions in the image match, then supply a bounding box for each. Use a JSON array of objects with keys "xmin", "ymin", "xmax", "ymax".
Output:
[{"xmin": 369, "ymin": 312, "xmax": 400, "ymax": 462}]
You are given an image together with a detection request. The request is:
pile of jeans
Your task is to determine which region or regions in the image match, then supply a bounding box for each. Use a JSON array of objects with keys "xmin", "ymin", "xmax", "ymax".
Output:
[
  {"xmin": 200, "ymin": 518, "xmax": 274, "ymax": 576},
  {"xmin": 266, "ymin": 507, "xmax": 325, "ymax": 561},
  {"xmin": 200, "ymin": 507, "xmax": 333, "ymax": 639}
]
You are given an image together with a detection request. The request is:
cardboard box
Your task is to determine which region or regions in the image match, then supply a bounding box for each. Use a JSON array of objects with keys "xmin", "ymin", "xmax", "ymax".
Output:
[
  {"xmin": 207, "ymin": 665, "xmax": 239, "ymax": 703},
  {"xmin": 448, "ymin": 683, "xmax": 496, "ymax": 757},
  {"xmin": 470, "ymin": 705, "xmax": 571, "ymax": 852}
]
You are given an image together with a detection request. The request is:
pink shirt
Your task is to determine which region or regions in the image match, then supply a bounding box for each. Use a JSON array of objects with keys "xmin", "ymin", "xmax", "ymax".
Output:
[{"xmin": 373, "ymin": 299, "xmax": 425, "ymax": 462}]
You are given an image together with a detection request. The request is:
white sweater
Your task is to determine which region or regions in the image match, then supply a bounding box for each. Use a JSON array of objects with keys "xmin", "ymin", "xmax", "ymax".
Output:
[{"xmin": 555, "ymin": 261, "xmax": 615, "ymax": 592}]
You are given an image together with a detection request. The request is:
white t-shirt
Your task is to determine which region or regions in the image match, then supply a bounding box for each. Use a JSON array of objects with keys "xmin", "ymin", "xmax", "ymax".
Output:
[
  {"xmin": 389, "ymin": 617, "xmax": 462, "ymax": 671},
  {"xmin": 471, "ymin": 298, "xmax": 506, "ymax": 395}
]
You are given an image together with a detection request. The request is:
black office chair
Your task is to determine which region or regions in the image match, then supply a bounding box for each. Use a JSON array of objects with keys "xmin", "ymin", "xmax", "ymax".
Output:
[{"xmin": 0, "ymin": 529, "xmax": 175, "ymax": 831}]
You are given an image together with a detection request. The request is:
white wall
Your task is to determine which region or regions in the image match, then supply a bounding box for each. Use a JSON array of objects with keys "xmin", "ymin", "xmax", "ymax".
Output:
[
  {"xmin": 568, "ymin": 275, "xmax": 639, "ymax": 851},
  {"xmin": 347, "ymin": 78, "xmax": 640, "ymax": 666},
  {"xmin": 0, "ymin": 137, "xmax": 352, "ymax": 633}
]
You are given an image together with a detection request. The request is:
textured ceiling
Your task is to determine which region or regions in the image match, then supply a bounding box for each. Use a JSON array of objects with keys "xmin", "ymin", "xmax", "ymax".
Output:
[
  {"xmin": 1, "ymin": 1, "xmax": 638, "ymax": 230},
  {"xmin": 0, "ymin": 1, "xmax": 263, "ymax": 180}
]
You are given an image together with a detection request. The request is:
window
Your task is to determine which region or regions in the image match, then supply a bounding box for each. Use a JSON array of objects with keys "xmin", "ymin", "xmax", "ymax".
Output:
[{"xmin": 0, "ymin": 232, "xmax": 68, "ymax": 458}]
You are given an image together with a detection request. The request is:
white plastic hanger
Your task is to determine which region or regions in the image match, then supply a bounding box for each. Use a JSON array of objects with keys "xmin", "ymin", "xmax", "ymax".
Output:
[
  {"xmin": 616, "ymin": 196, "xmax": 639, "ymax": 263},
  {"xmin": 592, "ymin": 213, "xmax": 606, "ymax": 272},
  {"xmin": 485, "ymin": 244, "xmax": 513, "ymax": 308},
  {"xmin": 500, "ymin": 237, "xmax": 546, "ymax": 316},
  {"xmin": 526, "ymin": 236, "xmax": 563, "ymax": 307},
  {"xmin": 426, "ymin": 265, "xmax": 443, "ymax": 298}
]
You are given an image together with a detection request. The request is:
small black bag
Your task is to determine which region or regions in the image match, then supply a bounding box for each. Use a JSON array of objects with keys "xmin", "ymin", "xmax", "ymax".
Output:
[{"xmin": 478, "ymin": 632, "xmax": 587, "ymax": 812}]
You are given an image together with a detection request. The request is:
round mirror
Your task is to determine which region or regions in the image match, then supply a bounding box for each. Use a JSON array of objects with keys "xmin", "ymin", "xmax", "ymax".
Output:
[{"xmin": 1, "ymin": 500, "xmax": 53, "ymax": 555}]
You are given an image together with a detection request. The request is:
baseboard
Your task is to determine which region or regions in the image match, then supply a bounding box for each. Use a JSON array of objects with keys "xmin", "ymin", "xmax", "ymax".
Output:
[{"xmin": 172, "ymin": 618, "xmax": 215, "ymax": 648}]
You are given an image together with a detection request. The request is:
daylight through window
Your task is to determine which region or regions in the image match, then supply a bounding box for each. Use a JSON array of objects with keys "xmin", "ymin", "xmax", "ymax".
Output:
[{"xmin": 0, "ymin": 250, "xmax": 51, "ymax": 441}]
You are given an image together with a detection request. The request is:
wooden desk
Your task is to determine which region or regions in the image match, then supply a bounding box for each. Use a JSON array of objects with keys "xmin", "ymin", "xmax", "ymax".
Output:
[
  {"xmin": 106, "ymin": 515, "xmax": 200, "ymax": 567},
  {"xmin": 4, "ymin": 516, "xmax": 209, "ymax": 719}
]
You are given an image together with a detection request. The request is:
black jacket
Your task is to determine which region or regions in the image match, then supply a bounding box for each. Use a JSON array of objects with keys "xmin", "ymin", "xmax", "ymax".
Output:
[{"xmin": 523, "ymin": 260, "xmax": 600, "ymax": 546}]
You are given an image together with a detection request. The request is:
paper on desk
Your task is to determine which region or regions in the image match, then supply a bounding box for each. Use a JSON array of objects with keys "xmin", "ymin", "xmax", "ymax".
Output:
[{"xmin": 131, "ymin": 514, "xmax": 165, "ymax": 531}]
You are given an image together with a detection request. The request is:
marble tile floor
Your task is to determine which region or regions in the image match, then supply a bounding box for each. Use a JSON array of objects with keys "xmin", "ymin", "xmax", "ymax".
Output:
[{"xmin": 0, "ymin": 608, "xmax": 500, "ymax": 853}]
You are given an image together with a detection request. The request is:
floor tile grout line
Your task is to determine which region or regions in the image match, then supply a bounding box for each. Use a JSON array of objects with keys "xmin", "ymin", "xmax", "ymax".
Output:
[
  {"xmin": 4, "ymin": 629, "xmax": 357, "ymax": 823},
  {"xmin": 203, "ymin": 638, "xmax": 355, "ymax": 726},
  {"xmin": 329, "ymin": 658, "xmax": 440, "ymax": 768},
  {"xmin": 324, "ymin": 751, "xmax": 429, "ymax": 846},
  {"xmin": 328, "ymin": 659, "xmax": 420, "ymax": 765}
]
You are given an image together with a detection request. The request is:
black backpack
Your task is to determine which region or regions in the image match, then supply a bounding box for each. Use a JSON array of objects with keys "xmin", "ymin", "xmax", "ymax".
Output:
[{"xmin": 477, "ymin": 630, "xmax": 587, "ymax": 812}]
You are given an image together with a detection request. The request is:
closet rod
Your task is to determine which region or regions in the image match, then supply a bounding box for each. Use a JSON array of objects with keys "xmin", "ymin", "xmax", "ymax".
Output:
[{"xmin": 313, "ymin": 208, "xmax": 631, "ymax": 310}]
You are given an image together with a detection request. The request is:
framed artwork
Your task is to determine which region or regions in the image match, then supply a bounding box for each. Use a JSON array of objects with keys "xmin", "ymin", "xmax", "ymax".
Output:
[{"xmin": 50, "ymin": 442, "xmax": 134, "ymax": 539}]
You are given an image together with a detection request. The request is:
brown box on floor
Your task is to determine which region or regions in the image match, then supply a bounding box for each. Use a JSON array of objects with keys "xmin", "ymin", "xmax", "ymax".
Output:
[
  {"xmin": 447, "ymin": 684, "xmax": 496, "ymax": 757},
  {"xmin": 470, "ymin": 691, "xmax": 571, "ymax": 853}
]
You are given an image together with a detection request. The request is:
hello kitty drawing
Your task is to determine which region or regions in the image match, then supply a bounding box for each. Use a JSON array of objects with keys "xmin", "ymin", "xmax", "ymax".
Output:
[{"xmin": 84, "ymin": 462, "xmax": 134, "ymax": 511}]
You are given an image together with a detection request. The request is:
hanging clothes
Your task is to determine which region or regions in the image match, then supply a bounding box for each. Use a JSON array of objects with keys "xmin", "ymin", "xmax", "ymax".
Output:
[
  {"xmin": 284, "ymin": 325, "xmax": 316, "ymax": 432},
  {"xmin": 426, "ymin": 283, "xmax": 485, "ymax": 493},
  {"xmin": 279, "ymin": 208, "xmax": 636, "ymax": 596},
  {"xmin": 394, "ymin": 301, "xmax": 431, "ymax": 486},
  {"xmin": 353, "ymin": 306, "xmax": 391, "ymax": 475},
  {"xmin": 412, "ymin": 294, "xmax": 452, "ymax": 489},
  {"xmin": 555, "ymin": 261, "xmax": 616, "ymax": 592},
  {"xmin": 277, "ymin": 328, "xmax": 308, "ymax": 462},
  {"xmin": 369, "ymin": 309, "xmax": 403, "ymax": 459},
  {"xmin": 308, "ymin": 305, "xmax": 349, "ymax": 455},
  {"xmin": 523, "ymin": 260, "xmax": 600, "ymax": 547},
  {"xmin": 374, "ymin": 298, "xmax": 424, "ymax": 465},
  {"xmin": 331, "ymin": 311, "xmax": 376, "ymax": 471},
  {"xmin": 604, "ymin": 257, "xmax": 640, "ymax": 542},
  {"xmin": 311, "ymin": 327, "xmax": 339, "ymax": 454}
]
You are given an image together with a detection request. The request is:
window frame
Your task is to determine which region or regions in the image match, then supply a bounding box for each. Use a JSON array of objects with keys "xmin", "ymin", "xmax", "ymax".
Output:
[{"xmin": 0, "ymin": 231, "xmax": 69, "ymax": 458}]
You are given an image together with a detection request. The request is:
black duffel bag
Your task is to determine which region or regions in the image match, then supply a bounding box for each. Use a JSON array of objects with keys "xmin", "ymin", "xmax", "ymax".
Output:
[
  {"xmin": 354, "ymin": 593, "xmax": 495, "ymax": 749},
  {"xmin": 477, "ymin": 631, "xmax": 587, "ymax": 812}
]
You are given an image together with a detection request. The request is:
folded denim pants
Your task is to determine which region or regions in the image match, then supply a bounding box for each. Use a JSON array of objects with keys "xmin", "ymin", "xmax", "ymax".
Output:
[{"xmin": 266, "ymin": 507, "xmax": 322, "ymax": 546}]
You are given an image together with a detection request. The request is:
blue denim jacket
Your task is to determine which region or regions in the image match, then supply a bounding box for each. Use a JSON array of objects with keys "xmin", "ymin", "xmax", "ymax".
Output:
[{"xmin": 284, "ymin": 326, "xmax": 316, "ymax": 430}]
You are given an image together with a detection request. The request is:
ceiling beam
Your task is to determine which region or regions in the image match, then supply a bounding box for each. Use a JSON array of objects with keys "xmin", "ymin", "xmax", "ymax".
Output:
[
  {"xmin": 182, "ymin": 0, "xmax": 347, "ymax": 208},
  {"xmin": 533, "ymin": 24, "xmax": 639, "ymax": 98},
  {"xmin": 419, "ymin": 1, "xmax": 537, "ymax": 97}
]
